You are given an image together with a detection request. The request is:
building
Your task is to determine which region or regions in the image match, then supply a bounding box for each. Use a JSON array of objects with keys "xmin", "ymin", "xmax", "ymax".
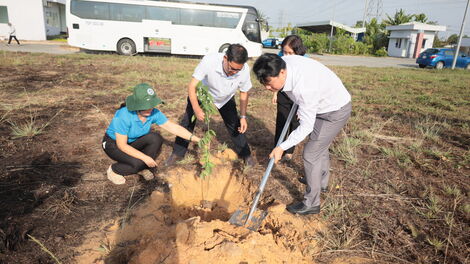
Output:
[
  {"xmin": 386, "ymin": 22, "xmax": 446, "ymax": 58},
  {"xmin": 296, "ymin": 20, "xmax": 366, "ymax": 41},
  {"xmin": 0, "ymin": 0, "xmax": 66, "ymax": 41}
]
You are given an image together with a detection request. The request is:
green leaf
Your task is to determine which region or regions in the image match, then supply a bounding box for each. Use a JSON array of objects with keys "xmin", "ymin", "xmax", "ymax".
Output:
[{"xmin": 191, "ymin": 115, "xmax": 196, "ymax": 122}]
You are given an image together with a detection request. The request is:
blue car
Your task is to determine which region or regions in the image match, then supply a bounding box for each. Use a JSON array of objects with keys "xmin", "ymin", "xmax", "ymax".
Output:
[
  {"xmin": 416, "ymin": 48, "xmax": 470, "ymax": 69},
  {"xmin": 262, "ymin": 38, "xmax": 280, "ymax": 49}
]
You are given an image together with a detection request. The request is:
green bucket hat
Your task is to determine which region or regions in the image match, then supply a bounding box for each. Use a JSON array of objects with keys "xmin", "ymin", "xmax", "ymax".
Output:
[{"xmin": 126, "ymin": 83, "xmax": 164, "ymax": 111}]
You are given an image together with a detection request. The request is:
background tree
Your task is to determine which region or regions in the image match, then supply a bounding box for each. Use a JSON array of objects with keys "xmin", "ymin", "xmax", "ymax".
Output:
[
  {"xmin": 363, "ymin": 18, "xmax": 388, "ymax": 53},
  {"xmin": 383, "ymin": 9, "xmax": 414, "ymax": 25},
  {"xmin": 413, "ymin": 13, "xmax": 438, "ymax": 25},
  {"xmin": 447, "ymin": 34, "xmax": 459, "ymax": 45},
  {"xmin": 413, "ymin": 13, "xmax": 428, "ymax": 23},
  {"xmin": 433, "ymin": 34, "xmax": 444, "ymax": 48},
  {"xmin": 354, "ymin": 20, "xmax": 365, "ymax": 28},
  {"xmin": 274, "ymin": 23, "xmax": 294, "ymax": 38}
]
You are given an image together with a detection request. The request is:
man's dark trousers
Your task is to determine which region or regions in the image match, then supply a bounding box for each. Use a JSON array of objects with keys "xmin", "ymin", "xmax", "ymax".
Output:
[
  {"xmin": 173, "ymin": 97, "xmax": 251, "ymax": 158},
  {"xmin": 8, "ymin": 35, "xmax": 20, "ymax": 45}
]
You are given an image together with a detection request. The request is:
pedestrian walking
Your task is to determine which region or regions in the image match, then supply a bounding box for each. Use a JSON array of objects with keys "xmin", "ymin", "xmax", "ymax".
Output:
[{"xmin": 7, "ymin": 22, "xmax": 20, "ymax": 46}]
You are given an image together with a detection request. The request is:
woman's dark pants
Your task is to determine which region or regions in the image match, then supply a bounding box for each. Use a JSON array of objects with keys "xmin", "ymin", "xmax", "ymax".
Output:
[
  {"xmin": 274, "ymin": 91, "xmax": 300, "ymax": 154},
  {"xmin": 102, "ymin": 132, "xmax": 163, "ymax": 175}
]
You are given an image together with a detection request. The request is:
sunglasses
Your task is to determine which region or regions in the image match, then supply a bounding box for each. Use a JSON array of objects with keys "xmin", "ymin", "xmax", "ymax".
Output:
[{"xmin": 226, "ymin": 61, "xmax": 243, "ymax": 73}]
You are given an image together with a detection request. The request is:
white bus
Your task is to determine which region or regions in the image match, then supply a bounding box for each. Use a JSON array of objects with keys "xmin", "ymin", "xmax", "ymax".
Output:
[{"xmin": 66, "ymin": 0, "xmax": 264, "ymax": 57}]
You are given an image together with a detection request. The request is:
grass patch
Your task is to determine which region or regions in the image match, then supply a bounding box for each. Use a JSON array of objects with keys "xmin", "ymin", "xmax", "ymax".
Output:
[
  {"xmin": 331, "ymin": 132, "xmax": 360, "ymax": 165},
  {"xmin": 9, "ymin": 109, "xmax": 63, "ymax": 138}
]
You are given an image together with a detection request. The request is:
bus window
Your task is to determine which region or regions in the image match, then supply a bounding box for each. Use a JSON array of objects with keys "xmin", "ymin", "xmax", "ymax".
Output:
[
  {"xmin": 109, "ymin": 3, "xmax": 144, "ymax": 22},
  {"xmin": 214, "ymin": 12, "xmax": 240, "ymax": 29},
  {"xmin": 71, "ymin": 0, "xmax": 109, "ymax": 20},
  {"xmin": 242, "ymin": 11, "xmax": 260, "ymax": 43},
  {"xmin": 146, "ymin": 6, "xmax": 180, "ymax": 24},
  {"xmin": 180, "ymin": 9, "xmax": 214, "ymax": 27}
]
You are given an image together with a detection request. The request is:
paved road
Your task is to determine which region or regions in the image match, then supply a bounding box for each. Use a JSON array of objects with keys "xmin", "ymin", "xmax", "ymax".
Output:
[
  {"xmin": 0, "ymin": 41, "xmax": 79, "ymax": 55},
  {"xmin": 262, "ymin": 47, "xmax": 418, "ymax": 68},
  {"xmin": 0, "ymin": 42, "xmax": 418, "ymax": 68}
]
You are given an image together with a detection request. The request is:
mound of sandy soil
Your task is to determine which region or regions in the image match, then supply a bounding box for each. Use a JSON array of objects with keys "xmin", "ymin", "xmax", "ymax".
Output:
[{"xmin": 75, "ymin": 150, "xmax": 325, "ymax": 264}]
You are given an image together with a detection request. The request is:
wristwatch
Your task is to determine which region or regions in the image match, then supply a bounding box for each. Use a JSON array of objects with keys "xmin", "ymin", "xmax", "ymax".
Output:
[{"xmin": 240, "ymin": 115, "xmax": 247, "ymax": 119}]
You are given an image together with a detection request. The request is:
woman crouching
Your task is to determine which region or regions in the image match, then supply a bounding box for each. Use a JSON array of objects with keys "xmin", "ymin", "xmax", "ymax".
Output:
[{"xmin": 102, "ymin": 83, "xmax": 200, "ymax": 184}]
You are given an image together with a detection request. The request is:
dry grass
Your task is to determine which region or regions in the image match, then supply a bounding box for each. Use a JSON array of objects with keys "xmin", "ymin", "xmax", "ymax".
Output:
[{"xmin": 0, "ymin": 52, "xmax": 469, "ymax": 264}]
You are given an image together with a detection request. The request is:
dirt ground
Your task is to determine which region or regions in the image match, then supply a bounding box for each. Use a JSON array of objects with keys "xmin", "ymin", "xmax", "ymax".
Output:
[{"xmin": 0, "ymin": 51, "xmax": 468, "ymax": 264}]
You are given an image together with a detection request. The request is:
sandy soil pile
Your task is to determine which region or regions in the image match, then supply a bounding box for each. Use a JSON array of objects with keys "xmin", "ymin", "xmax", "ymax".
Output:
[{"xmin": 75, "ymin": 150, "xmax": 324, "ymax": 264}]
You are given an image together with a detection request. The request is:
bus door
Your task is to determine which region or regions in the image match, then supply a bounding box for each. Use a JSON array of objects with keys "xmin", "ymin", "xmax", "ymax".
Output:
[{"xmin": 143, "ymin": 20, "xmax": 172, "ymax": 53}]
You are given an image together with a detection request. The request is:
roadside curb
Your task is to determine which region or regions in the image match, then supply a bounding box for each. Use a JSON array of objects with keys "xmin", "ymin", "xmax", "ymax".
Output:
[{"xmin": 21, "ymin": 40, "xmax": 68, "ymax": 46}]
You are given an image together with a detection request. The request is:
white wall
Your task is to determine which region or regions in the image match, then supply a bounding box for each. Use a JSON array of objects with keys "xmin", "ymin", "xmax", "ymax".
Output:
[
  {"xmin": 0, "ymin": 0, "xmax": 47, "ymax": 40},
  {"xmin": 388, "ymin": 38, "xmax": 408, "ymax": 57},
  {"xmin": 388, "ymin": 30, "xmax": 438, "ymax": 58}
]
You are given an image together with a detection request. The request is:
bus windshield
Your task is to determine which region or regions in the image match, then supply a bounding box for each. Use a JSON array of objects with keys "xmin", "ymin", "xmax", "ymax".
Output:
[{"xmin": 242, "ymin": 8, "xmax": 261, "ymax": 43}]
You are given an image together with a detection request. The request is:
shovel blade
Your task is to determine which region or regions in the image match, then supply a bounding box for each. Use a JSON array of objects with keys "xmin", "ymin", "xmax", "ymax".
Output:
[{"xmin": 229, "ymin": 209, "xmax": 268, "ymax": 231}]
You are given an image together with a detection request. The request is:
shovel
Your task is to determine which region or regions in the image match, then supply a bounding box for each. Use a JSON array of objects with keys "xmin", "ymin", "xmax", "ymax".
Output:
[{"xmin": 229, "ymin": 103, "xmax": 298, "ymax": 231}]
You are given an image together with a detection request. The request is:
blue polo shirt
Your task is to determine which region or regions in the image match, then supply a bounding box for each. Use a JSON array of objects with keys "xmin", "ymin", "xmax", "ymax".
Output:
[{"xmin": 106, "ymin": 107, "xmax": 168, "ymax": 143}]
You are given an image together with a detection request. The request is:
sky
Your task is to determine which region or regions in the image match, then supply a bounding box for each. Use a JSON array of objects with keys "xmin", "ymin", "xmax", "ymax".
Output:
[{"xmin": 202, "ymin": 0, "xmax": 470, "ymax": 39}]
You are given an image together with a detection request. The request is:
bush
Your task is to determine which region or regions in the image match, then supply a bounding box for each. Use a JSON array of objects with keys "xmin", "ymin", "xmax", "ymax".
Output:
[
  {"xmin": 374, "ymin": 47, "xmax": 388, "ymax": 57},
  {"xmin": 299, "ymin": 33, "xmax": 329, "ymax": 54},
  {"xmin": 295, "ymin": 27, "xmax": 375, "ymax": 56},
  {"xmin": 331, "ymin": 34, "xmax": 356, "ymax": 54},
  {"xmin": 352, "ymin": 41, "xmax": 372, "ymax": 55}
]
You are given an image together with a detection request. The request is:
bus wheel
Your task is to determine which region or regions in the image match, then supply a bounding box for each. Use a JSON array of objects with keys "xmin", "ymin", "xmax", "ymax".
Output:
[
  {"xmin": 218, "ymin": 44, "xmax": 230, "ymax": 53},
  {"xmin": 117, "ymin": 38, "xmax": 136, "ymax": 56}
]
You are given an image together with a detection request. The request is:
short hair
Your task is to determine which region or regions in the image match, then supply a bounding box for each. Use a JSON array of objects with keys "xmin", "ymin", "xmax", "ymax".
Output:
[
  {"xmin": 281, "ymin": 35, "xmax": 307, "ymax": 56},
  {"xmin": 252, "ymin": 54, "xmax": 286, "ymax": 85},
  {"xmin": 226, "ymin": 44, "xmax": 248, "ymax": 64}
]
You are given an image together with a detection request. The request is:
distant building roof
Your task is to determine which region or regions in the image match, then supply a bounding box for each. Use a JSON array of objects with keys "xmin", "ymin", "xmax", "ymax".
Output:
[
  {"xmin": 296, "ymin": 20, "xmax": 365, "ymax": 34},
  {"xmin": 385, "ymin": 22, "xmax": 446, "ymax": 32}
]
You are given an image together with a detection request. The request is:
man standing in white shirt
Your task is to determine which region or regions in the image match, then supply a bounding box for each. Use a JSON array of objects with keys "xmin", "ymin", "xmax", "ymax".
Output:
[
  {"xmin": 253, "ymin": 53, "xmax": 352, "ymax": 215},
  {"xmin": 7, "ymin": 22, "xmax": 20, "ymax": 46},
  {"xmin": 166, "ymin": 44, "xmax": 255, "ymax": 167}
]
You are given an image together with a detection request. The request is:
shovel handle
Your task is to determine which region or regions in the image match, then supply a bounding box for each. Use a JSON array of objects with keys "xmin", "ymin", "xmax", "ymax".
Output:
[{"xmin": 244, "ymin": 103, "xmax": 298, "ymax": 225}]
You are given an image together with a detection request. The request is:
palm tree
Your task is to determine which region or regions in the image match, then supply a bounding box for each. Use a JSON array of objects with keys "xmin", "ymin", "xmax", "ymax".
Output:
[
  {"xmin": 413, "ymin": 13, "xmax": 428, "ymax": 23},
  {"xmin": 364, "ymin": 18, "xmax": 388, "ymax": 52},
  {"xmin": 383, "ymin": 9, "xmax": 414, "ymax": 25}
]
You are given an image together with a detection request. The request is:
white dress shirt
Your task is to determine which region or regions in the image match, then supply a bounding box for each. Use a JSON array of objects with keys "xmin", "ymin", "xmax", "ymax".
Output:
[
  {"xmin": 279, "ymin": 55, "xmax": 351, "ymax": 151},
  {"xmin": 192, "ymin": 53, "xmax": 252, "ymax": 109}
]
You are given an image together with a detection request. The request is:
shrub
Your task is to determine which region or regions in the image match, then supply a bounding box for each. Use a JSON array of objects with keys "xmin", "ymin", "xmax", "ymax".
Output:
[{"xmin": 374, "ymin": 47, "xmax": 388, "ymax": 57}]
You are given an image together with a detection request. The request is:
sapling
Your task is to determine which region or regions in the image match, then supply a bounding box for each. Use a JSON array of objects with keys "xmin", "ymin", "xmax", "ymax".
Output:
[{"xmin": 194, "ymin": 82, "xmax": 217, "ymax": 179}]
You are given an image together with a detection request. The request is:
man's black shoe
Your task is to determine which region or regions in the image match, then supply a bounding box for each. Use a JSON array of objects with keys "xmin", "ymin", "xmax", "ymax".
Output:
[
  {"xmin": 165, "ymin": 153, "xmax": 184, "ymax": 166},
  {"xmin": 286, "ymin": 202, "xmax": 320, "ymax": 215},
  {"xmin": 243, "ymin": 155, "xmax": 255, "ymax": 168}
]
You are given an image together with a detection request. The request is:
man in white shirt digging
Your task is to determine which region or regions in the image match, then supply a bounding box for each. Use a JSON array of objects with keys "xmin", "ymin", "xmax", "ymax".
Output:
[{"xmin": 253, "ymin": 54, "xmax": 352, "ymax": 215}]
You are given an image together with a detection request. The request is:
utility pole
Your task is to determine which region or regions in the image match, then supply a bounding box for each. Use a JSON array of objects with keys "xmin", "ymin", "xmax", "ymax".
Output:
[
  {"xmin": 452, "ymin": 0, "xmax": 469, "ymax": 69},
  {"xmin": 362, "ymin": 0, "xmax": 369, "ymax": 28},
  {"xmin": 328, "ymin": 0, "xmax": 336, "ymax": 52}
]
